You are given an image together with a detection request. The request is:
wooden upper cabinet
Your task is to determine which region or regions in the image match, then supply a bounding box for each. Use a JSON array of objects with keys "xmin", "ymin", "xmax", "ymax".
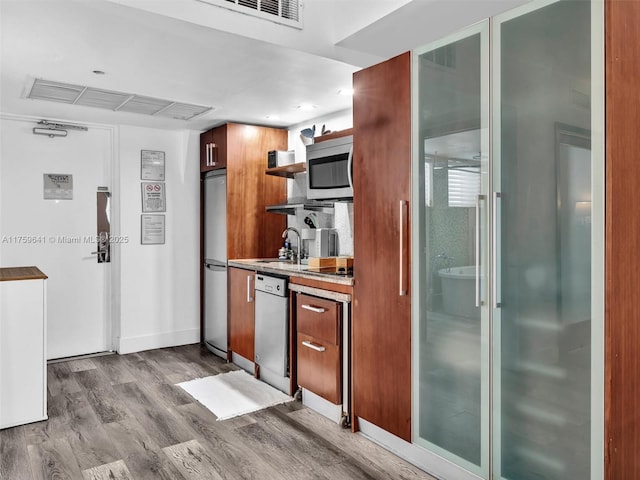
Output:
[
  {"xmin": 200, "ymin": 123, "xmax": 287, "ymax": 260},
  {"xmin": 225, "ymin": 123, "xmax": 287, "ymax": 260},
  {"xmin": 200, "ymin": 124, "xmax": 229, "ymax": 172},
  {"xmin": 352, "ymin": 52, "xmax": 412, "ymax": 441}
]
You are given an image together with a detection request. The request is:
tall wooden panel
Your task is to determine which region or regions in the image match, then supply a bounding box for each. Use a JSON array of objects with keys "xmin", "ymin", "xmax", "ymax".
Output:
[
  {"xmin": 226, "ymin": 123, "xmax": 287, "ymax": 260},
  {"xmin": 352, "ymin": 52, "xmax": 412, "ymax": 441},
  {"xmin": 605, "ymin": 1, "xmax": 640, "ymax": 478}
]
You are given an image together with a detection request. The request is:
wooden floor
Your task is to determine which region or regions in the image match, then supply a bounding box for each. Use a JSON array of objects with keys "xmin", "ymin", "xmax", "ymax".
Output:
[{"xmin": 1, "ymin": 344, "xmax": 435, "ymax": 480}]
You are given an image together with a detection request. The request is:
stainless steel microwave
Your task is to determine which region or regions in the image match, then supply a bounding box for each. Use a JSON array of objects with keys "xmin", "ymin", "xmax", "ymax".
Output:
[{"xmin": 306, "ymin": 135, "xmax": 353, "ymax": 200}]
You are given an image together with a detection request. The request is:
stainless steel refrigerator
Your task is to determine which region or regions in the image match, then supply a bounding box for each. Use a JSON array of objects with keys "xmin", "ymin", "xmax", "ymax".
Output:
[{"xmin": 203, "ymin": 170, "xmax": 227, "ymax": 359}]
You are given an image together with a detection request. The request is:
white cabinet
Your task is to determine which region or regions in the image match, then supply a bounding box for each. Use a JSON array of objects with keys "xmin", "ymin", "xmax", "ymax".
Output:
[{"xmin": 0, "ymin": 268, "xmax": 47, "ymax": 429}]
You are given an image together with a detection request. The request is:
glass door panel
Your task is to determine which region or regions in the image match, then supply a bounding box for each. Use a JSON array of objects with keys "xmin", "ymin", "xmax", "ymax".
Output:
[
  {"xmin": 493, "ymin": 1, "xmax": 594, "ymax": 479},
  {"xmin": 414, "ymin": 21, "xmax": 489, "ymax": 478}
]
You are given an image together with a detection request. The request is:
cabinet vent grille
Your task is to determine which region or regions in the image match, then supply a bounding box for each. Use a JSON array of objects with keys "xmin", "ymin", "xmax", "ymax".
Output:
[
  {"xmin": 27, "ymin": 79, "xmax": 213, "ymax": 121},
  {"xmin": 197, "ymin": 0, "xmax": 302, "ymax": 28}
]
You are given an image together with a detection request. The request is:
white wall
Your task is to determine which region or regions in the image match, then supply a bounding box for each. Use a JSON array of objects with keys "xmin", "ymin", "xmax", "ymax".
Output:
[
  {"xmin": 117, "ymin": 126, "xmax": 200, "ymax": 354},
  {"xmin": 287, "ymin": 109, "xmax": 354, "ymax": 257}
]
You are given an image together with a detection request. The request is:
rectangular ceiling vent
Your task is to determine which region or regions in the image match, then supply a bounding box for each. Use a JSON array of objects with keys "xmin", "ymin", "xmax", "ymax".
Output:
[
  {"xmin": 196, "ymin": 0, "xmax": 302, "ymax": 29},
  {"xmin": 27, "ymin": 79, "xmax": 213, "ymax": 121}
]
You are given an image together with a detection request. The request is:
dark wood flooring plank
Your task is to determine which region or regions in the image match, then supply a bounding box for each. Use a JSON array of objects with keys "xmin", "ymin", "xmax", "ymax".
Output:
[
  {"xmin": 145, "ymin": 382, "xmax": 194, "ymax": 409},
  {"xmin": 82, "ymin": 459, "xmax": 133, "ymax": 480},
  {"xmin": 112, "ymin": 382, "xmax": 193, "ymax": 448},
  {"xmin": 288, "ymin": 408, "xmax": 436, "ymax": 480},
  {"xmin": 66, "ymin": 358, "xmax": 97, "ymax": 373},
  {"xmin": 170, "ymin": 344, "xmax": 238, "ymax": 376},
  {"xmin": 174, "ymin": 402, "xmax": 282, "ymax": 480},
  {"xmin": 74, "ymin": 369, "xmax": 132, "ymax": 424},
  {"xmin": 28, "ymin": 437, "xmax": 83, "ymax": 480},
  {"xmin": 251, "ymin": 406, "xmax": 349, "ymax": 468},
  {"xmin": 47, "ymin": 362, "xmax": 82, "ymax": 397},
  {"xmin": 64, "ymin": 391, "xmax": 121, "ymax": 470},
  {"xmin": 24, "ymin": 393, "xmax": 78, "ymax": 446},
  {"xmin": 235, "ymin": 422, "xmax": 326, "ymax": 480},
  {"xmin": 0, "ymin": 425, "xmax": 33, "ymax": 480},
  {"xmin": 103, "ymin": 417, "xmax": 187, "ymax": 480},
  {"xmin": 91, "ymin": 355, "xmax": 136, "ymax": 386},
  {"xmin": 322, "ymin": 461, "xmax": 383, "ymax": 480},
  {"xmin": 119, "ymin": 354, "xmax": 166, "ymax": 385},
  {"xmin": 162, "ymin": 439, "xmax": 227, "ymax": 480},
  {"xmin": 138, "ymin": 348, "xmax": 194, "ymax": 380}
]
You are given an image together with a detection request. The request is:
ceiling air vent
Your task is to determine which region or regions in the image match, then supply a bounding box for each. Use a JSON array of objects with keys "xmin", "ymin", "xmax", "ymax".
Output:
[
  {"xmin": 27, "ymin": 79, "xmax": 213, "ymax": 121},
  {"xmin": 197, "ymin": 0, "xmax": 302, "ymax": 28}
]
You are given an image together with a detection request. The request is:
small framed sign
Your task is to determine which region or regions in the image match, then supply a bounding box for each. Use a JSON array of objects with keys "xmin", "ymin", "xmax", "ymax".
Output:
[
  {"xmin": 141, "ymin": 214, "xmax": 165, "ymax": 245},
  {"xmin": 141, "ymin": 150, "xmax": 165, "ymax": 181},
  {"xmin": 141, "ymin": 182, "xmax": 166, "ymax": 212}
]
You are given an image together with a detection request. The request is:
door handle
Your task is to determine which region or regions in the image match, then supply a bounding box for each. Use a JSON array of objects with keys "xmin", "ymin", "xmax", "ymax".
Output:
[
  {"xmin": 247, "ymin": 275, "xmax": 253, "ymax": 303},
  {"xmin": 493, "ymin": 192, "xmax": 502, "ymax": 308},
  {"xmin": 210, "ymin": 143, "xmax": 216, "ymax": 166},
  {"xmin": 301, "ymin": 304, "xmax": 326, "ymax": 313},
  {"xmin": 301, "ymin": 340, "xmax": 326, "ymax": 352},
  {"xmin": 475, "ymin": 194, "xmax": 485, "ymax": 307},
  {"xmin": 399, "ymin": 200, "xmax": 408, "ymax": 296}
]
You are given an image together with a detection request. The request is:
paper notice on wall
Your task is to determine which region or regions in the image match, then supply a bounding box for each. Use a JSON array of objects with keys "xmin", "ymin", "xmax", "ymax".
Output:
[
  {"xmin": 43, "ymin": 174, "xmax": 73, "ymax": 200},
  {"xmin": 141, "ymin": 182, "xmax": 166, "ymax": 212},
  {"xmin": 141, "ymin": 214, "xmax": 165, "ymax": 245},
  {"xmin": 141, "ymin": 150, "xmax": 165, "ymax": 181}
]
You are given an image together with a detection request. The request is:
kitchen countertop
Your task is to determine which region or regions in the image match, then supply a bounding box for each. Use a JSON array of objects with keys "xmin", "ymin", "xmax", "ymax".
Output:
[
  {"xmin": 228, "ymin": 259, "xmax": 354, "ymax": 286},
  {"xmin": 0, "ymin": 266, "xmax": 48, "ymax": 282}
]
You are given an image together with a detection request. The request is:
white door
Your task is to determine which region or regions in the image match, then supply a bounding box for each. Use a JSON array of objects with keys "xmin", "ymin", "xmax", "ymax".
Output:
[{"xmin": 0, "ymin": 118, "xmax": 112, "ymax": 359}]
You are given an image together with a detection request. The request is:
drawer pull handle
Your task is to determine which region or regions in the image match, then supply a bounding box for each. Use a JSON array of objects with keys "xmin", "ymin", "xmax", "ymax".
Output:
[
  {"xmin": 301, "ymin": 340, "xmax": 326, "ymax": 352},
  {"xmin": 301, "ymin": 304, "xmax": 326, "ymax": 313}
]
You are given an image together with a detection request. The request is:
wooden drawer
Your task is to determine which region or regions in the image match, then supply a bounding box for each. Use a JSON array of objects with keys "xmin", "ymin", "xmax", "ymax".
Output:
[
  {"xmin": 297, "ymin": 333, "xmax": 341, "ymax": 404},
  {"xmin": 296, "ymin": 293, "xmax": 340, "ymax": 345}
]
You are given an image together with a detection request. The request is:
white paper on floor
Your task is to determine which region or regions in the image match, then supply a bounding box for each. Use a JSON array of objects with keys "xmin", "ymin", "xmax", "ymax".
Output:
[{"xmin": 177, "ymin": 370, "xmax": 292, "ymax": 421}]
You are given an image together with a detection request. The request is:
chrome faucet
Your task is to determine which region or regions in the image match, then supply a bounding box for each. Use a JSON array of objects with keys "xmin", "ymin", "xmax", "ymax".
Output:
[{"xmin": 282, "ymin": 227, "xmax": 301, "ymax": 266}]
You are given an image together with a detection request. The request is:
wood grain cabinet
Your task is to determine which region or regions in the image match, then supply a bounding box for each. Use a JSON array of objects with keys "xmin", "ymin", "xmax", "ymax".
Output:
[
  {"xmin": 201, "ymin": 123, "xmax": 288, "ymax": 260},
  {"xmin": 200, "ymin": 126, "xmax": 227, "ymax": 172},
  {"xmin": 200, "ymin": 123, "xmax": 287, "ymax": 346},
  {"xmin": 296, "ymin": 293, "xmax": 342, "ymax": 404},
  {"xmin": 352, "ymin": 52, "xmax": 412, "ymax": 441},
  {"xmin": 228, "ymin": 267, "xmax": 255, "ymax": 362}
]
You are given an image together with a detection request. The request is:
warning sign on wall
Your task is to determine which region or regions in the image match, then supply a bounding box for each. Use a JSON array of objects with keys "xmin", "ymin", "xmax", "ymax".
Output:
[{"xmin": 141, "ymin": 182, "xmax": 166, "ymax": 212}]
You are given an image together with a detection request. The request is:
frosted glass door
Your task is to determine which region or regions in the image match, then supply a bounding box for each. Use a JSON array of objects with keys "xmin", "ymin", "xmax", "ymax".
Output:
[
  {"xmin": 492, "ymin": 1, "xmax": 598, "ymax": 479},
  {"xmin": 414, "ymin": 21, "xmax": 490, "ymax": 478}
]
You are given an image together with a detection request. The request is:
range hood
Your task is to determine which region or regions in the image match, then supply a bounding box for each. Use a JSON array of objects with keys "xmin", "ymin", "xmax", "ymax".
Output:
[{"xmin": 266, "ymin": 197, "xmax": 335, "ymax": 215}]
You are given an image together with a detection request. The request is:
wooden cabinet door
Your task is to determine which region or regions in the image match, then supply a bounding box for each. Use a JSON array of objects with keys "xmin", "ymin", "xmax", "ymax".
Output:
[
  {"xmin": 228, "ymin": 267, "xmax": 255, "ymax": 361},
  {"xmin": 226, "ymin": 123, "xmax": 286, "ymax": 260},
  {"xmin": 297, "ymin": 332, "xmax": 341, "ymax": 404},
  {"xmin": 200, "ymin": 126, "xmax": 227, "ymax": 172},
  {"xmin": 352, "ymin": 52, "xmax": 412, "ymax": 441},
  {"xmin": 200, "ymin": 129, "xmax": 214, "ymax": 172}
]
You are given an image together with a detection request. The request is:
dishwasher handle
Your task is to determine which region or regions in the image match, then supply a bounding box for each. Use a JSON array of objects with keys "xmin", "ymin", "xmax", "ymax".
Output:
[{"xmin": 301, "ymin": 304, "xmax": 326, "ymax": 314}]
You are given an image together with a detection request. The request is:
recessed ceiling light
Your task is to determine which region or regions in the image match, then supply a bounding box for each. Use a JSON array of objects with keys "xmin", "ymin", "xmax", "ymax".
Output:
[
  {"xmin": 338, "ymin": 88, "xmax": 354, "ymax": 96},
  {"xmin": 297, "ymin": 104, "xmax": 318, "ymax": 111},
  {"xmin": 92, "ymin": 70, "xmax": 106, "ymax": 75}
]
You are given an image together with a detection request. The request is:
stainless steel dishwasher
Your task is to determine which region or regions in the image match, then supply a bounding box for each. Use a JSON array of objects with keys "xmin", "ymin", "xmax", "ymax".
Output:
[{"xmin": 254, "ymin": 273, "xmax": 289, "ymax": 394}]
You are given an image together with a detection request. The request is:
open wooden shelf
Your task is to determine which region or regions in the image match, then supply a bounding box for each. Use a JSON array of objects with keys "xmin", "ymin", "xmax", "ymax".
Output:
[{"xmin": 265, "ymin": 162, "xmax": 306, "ymax": 178}]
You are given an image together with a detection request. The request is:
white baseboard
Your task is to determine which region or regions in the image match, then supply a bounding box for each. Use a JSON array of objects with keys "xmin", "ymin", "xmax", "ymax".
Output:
[
  {"xmin": 118, "ymin": 328, "xmax": 199, "ymax": 354},
  {"xmin": 302, "ymin": 388, "xmax": 343, "ymax": 424},
  {"xmin": 357, "ymin": 418, "xmax": 483, "ymax": 480}
]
